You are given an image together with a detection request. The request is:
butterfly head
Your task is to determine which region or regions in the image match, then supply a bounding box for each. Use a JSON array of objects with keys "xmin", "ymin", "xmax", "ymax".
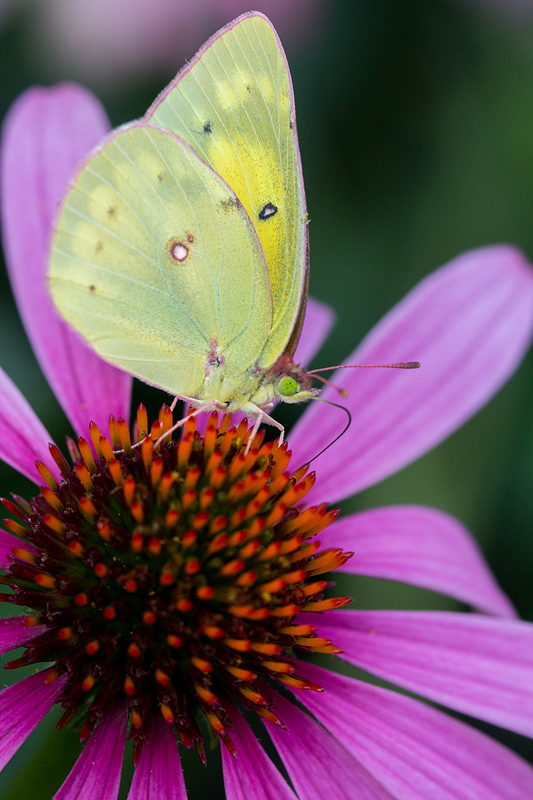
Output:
[{"xmin": 267, "ymin": 354, "xmax": 321, "ymax": 406}]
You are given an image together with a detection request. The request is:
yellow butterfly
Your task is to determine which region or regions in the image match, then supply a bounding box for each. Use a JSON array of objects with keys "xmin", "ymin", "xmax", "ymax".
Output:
[{"xmin": 47, "ymin": 12, "xmax": 318, "ymax": 440}]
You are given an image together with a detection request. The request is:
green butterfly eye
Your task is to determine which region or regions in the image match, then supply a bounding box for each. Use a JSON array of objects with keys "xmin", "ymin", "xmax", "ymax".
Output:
[{"xmin": 278, "ymin": 376, "xmax": 298, "ymax": 396}]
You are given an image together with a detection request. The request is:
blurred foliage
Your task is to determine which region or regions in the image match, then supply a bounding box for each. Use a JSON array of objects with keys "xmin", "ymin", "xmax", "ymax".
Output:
[{"xmin": 1, "ymin": 0, "xmax": 533, "ymax": 797}]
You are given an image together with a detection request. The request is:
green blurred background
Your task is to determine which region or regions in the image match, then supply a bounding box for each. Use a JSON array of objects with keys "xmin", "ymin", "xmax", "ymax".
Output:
[{"xmin": 1, "ymin": 0, "xmax": 532, "ymax": 797}]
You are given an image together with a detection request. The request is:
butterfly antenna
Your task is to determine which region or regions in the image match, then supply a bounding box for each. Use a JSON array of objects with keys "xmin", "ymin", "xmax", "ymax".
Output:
[
  {"xmin": 300, "ymin": 361, "xmax": 420, "ymax": 464},
  {"xmin": 301, "ymin": 397, "xmax": 352, "ymax": 466},
  {"xmin": 308, "ymin": 361, "xmax": 420, "ymax": 374},
  {"xmin": 306, "ymin": 361, "xmax": 420, "ymax": 397},
  {"xmin": 307, "ymin": 372, "xmax": 349, "ymax": 397}
]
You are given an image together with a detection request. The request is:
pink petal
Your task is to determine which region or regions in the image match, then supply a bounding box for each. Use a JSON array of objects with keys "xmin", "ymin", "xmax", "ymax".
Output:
[
  {"xmin": 291, "ymin": 246, "xmax": 533, "ymax": 502},
  {"xmin": 293, "ymin": 296, "xmax": 336, "ymax": 367},
  {"xmin": 35, "ymin": 2, "xmax": 324, "ymax": 88},
  {"xmin": 36, "ymin": 0, "xmax": 202, "ymax": 84},
  {"xmin": 0, "ymin": 367, "xmax": 58, "ymax": 483},
  {"xmin": 0, "ymin": 530, "xmax": 38, "ymax": 569},
  {"xmin": 297, "ymin": 662, "xmax": 533, "ymax": 800},
  {"xmin": 1, "ymin": 83, "xmax": 132, "ymax": 438},
  {"xmin": 319, "ymin": 609, "xmax": 533, "ymax": 738},
  {"xmin": 264, "ymin": 692, "xmax": 393, "ymax": 799},
  {"xmin": 321, "ymin": 505, "xmax": 515, "ymax": 617},
  {"xmin": 0, "ymin": 616, "xmax": 45, "ymax": 656},
  {"xmin": 53, "ymin": 702, "xmax": 128, "ymax": 800},
  {"xmin": 0, "ymin": 668, "xmax": 67, "ymax": 772},
  {"xmin": 221, "ymin": 705, "xmax": 297, "ymax": 800},
  {"xmin": 128, "ymin": 714, "xmax": 187, "ymax": 800}
]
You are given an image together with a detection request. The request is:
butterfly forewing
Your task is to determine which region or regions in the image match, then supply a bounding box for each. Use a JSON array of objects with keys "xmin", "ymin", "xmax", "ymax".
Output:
[
  {"xmin": 48, "ymin": 124, "xmax": 271, "ymax": 396},
  {"xmin": 147, "ymin": 12, "xmax": 308, "ymax": 368}
]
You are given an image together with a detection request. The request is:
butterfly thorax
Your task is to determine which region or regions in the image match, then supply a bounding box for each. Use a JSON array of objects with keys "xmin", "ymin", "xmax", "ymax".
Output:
[{"xmin": 196, "ymin": 353, "xmax": 320, "ymax": 414}]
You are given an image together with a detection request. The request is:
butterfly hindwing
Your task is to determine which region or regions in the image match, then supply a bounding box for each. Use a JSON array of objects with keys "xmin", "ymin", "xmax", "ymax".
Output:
[{"xmin": 48, "ymin": 123, "xmax": 272, "ymax": 396}]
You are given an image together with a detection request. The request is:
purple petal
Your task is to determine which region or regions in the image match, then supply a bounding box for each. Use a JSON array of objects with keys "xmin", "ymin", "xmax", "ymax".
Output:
[
  {"xmin": 0, "ymin": 668, "xmax": 67, "ymax": 772},
  {"xmin": 128, "ymin": 714, "xmax": 187, "ymax": 800},
  {"xmin": 319, "ymin": 609, "xmax": 533, "ymax": 738},
  {"xmin": 0, "ymin": 530, "xmax": 38, "ymax": 569},
  {"xmin": 264, "ymin": 692, "xmax": 393, "ymax": 799},
  {"xmin": 1, "ymin": 83, "xmax": 132, "ymax": 437},
  {"xmin": 291, "ymin": 246, "xmax": 533, "ymax": 501},
  {"xmin": 38, "ymin": 1, "xmax": 324, "ymax": 87},
  {"xmin": 321, "ymin": 505, "xmax": 515, "ymax": 616},
  {"xmin": 0, "ymin": 616, "xmax": 45, "ymax": 656},
  {"xmin": 53, "ymin": 702, "xmax": 128, "ymax": 800},
  {"xmin": 293, "ymin": 296, "xmax": 336, "ymax": 367},
  {"xmin": 0, "ymin": 367, "xmax": 58, "ymax": 483},
  {"xmin": 221, "ymin": 705, "xmax": 297, "ymax": 800},
  {"xmin": 297, "ymin": 662, "xmax": 533, "ymax": 800}
]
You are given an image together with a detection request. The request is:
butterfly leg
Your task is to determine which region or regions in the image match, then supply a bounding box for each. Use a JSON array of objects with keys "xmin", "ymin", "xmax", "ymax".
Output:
[
  {"xmin": 244, "ymin": 413, "xmax": 264, "ymax": 456},
  {"xmin": 169, "ymin": 393, "xmax": 207, "ymax": 412},
  {"xmin": 154, "ymin": 397, "xmax": 228, "ymax": 449},
  {"xmin": 239, "ymin": 403, "xmax": 285, "ymax": 454}
]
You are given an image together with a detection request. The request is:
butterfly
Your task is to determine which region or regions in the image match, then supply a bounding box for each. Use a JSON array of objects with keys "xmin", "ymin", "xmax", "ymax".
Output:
[{"xmin": 47, "ymin": 11, "xmax": 319, "ymax": 441}]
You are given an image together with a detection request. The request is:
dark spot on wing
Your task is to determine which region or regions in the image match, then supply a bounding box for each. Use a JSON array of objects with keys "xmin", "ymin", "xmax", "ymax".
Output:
[
  {"xmin": 89, "ymin": 285, "xmax": 96, "ymax": 293},
  {"xmin": 246, "ymin": 84, "xmax": 252, "ymax": 93},
  {"xmin": 258, "ymin": 202, "xmax": 278, "ymax": 221},
  {"xmin": 220, "ymin": 197, "xmax": 238, "ymax": 212},
  {"xmin": 107, "ymin": 206, "xmax": 117, "ymax": 219},
  {"xmin": 157, "ymin": 172, "xmax": 164, "ymax": 182},
  {"xmin": 289, "ymin": 118, "xmax": 294, "ymax": 130},
  {"xmin": 203, "ymin": 121, "xmax": 212, "ymax": 134},
  {"xmin": 167, "ymin": 238, "xmax": 189, "ymax": 264},
  {"xmin": 187, "ymin": 233, "xmax": 194, "ymax": 243},
  {"xmin": 95, "ymin": 241, "xmax": 103, "ymax": 253}
]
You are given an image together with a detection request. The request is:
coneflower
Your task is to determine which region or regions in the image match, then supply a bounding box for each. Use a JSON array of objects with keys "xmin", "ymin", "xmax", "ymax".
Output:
[{"xmin": 1, "ymin": 82, "xmax": 533, "ymax": 800}]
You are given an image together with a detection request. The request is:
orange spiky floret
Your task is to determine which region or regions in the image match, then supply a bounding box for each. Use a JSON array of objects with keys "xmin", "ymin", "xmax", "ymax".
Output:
[{"xmin": 1, "ymin": 407, "xmax": 351, "ymax": 763}]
